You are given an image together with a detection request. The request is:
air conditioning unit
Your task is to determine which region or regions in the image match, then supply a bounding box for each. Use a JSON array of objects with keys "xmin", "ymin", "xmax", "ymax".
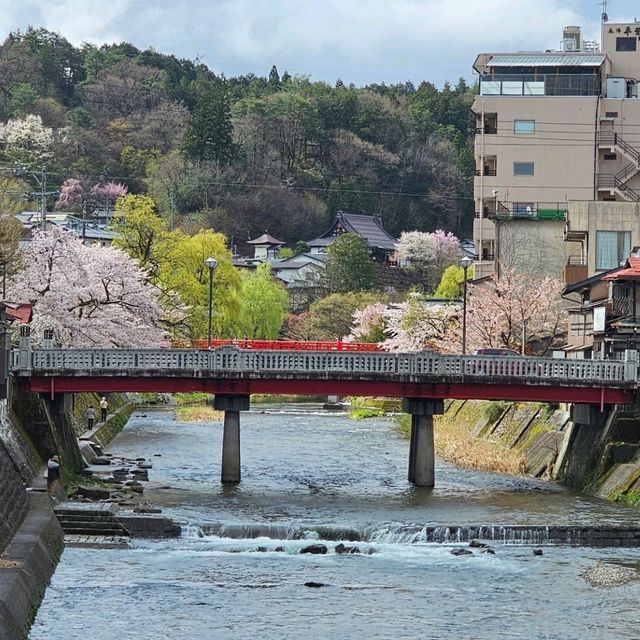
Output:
[{"xmin": 607, "ymin": 77, "xmax": 626, "ymax": 99}]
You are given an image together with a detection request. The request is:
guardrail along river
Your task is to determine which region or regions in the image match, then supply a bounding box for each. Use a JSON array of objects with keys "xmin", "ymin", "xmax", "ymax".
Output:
[{"xmin": 29, "ymin": 406, "xmax": 640, "ymax": 640}]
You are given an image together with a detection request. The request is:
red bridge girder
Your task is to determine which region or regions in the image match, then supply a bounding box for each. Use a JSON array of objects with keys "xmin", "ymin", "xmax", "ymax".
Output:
[{"xmin": 22, "ymin": 376, "xmax": 636, "ymax": 406}]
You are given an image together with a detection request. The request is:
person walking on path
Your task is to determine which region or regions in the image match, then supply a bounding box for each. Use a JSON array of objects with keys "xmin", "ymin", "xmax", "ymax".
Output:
[
  {"xmin": 86, "ymin": 405, "xmax": 96, "ymax": 429},
  {"xmin": 100, "ymin": 397, "xmax": 108, "ymax": 423},
  {"xmin": 46, "ymin": 455, "xmax": 60, "ymax": 496}
]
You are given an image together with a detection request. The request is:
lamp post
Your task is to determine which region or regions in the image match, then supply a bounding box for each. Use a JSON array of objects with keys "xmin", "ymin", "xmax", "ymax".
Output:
[
  {"xmin": 205, "ymin": 257, "xmax": 218, "ymax": 349},
  {"xmin": 459, "ymin": 255, "xmax": 473, "ymax": 355}
]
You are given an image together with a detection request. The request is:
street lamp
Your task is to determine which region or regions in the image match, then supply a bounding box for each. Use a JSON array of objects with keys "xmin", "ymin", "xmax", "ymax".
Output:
[
  {"xmin": 205, "ymin": 257, "xmax": 218, "ymax": 349},
  {"xmin": 459, "ymin": 255, "xmax": 473, "ymax": 355}
]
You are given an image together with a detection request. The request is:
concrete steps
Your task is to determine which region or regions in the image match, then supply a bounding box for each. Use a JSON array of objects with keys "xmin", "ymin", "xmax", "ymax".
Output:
[{"xmin": 54, "ymin": 503, "xmax": 130, "ymax": 538}]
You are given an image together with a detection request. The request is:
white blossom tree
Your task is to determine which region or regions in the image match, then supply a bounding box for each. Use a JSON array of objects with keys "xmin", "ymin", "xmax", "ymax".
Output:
[
  {"xmin": 381, "ymin": 294, "xmax": 459, "ymax": 352},
  {"xmin": 0, "ymin": 113, "xmax": 54, "ymax": 168},
  {"xmin": 454, "ymin": 267, "xmax": 565, "ymax": 351},
  {"xmin": 8, "ymin": 227, "xmax": 166, "ymax": 347},
  {"xmin": 394, "ymin": 230, "xmax": 461, "ymax": 291},
  {"xmin": 442, "ymin": 265, "xmax": 565, "ymax": 355},
  {"xmin": 348, "ymin": 302, "xmax": 388, "ymax": 343}
]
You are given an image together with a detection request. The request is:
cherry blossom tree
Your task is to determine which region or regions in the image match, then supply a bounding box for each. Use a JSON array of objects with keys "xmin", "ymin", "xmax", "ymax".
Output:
[
  {"xmin": 8, "ymin": 227, "xmax": 166, "ymax": 347},
  {"xmin": 444, "ymin": 266, "xmax": 565, "ymax": 355},
  {"xmin": 90, "ymin": 181, "xmax": 128, "ymax": 213},
  {"xmin": 349, "ymin": 302, "xmax": 388, "ymax": 343},
  {"xmin": 54, "ymin": 177, "xmax": 84, "ymax": 211},
  {"xmin": 0, "ymin": 113, "xmax": 54, "ymax": 168},
  {"xmin": 381, "ymin": 294, "xmax": 459, "ymax": 352},
  {"xmin": 395, "ymin": 230, "xmax": 461, "ymax": 292}
]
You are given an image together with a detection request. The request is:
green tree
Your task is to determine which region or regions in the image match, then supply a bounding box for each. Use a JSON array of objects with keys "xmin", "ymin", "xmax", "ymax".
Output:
[
  {"xmin": 157, "ymin": 229, "xmax": 241, "ymax": 339},
  {"xmin": 182, "ymin": 75, "xmax": 233, "ymax": 164},
  {"xmin": 7, "ymin": 82, "xmax": 38, "ymax": 116},
  {"xmin": 234, "ymin": 263, "xmax": 288, "ymax": 338},
  {"xmin": 324, "ymin": 233, "xmax": 375, "ymax": 293},
  {"xmin": 433, "ymin": 264, "xmax": 470, "ymax": 299},
  {"xmin": 267, "ymin": 65, "xmax": 281, "ymax": 91},
  {"xmin": 111, "ymin": 194, "xmax": 169, "ymax": 274},
  {"xmin": 0, "ymin": 212, "xmax": 24, "ymax": 281}
]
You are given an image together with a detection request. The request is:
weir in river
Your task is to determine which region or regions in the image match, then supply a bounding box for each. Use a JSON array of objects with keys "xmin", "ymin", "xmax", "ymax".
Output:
[{"xmin": 28, "ymin": 405, "xmax": 640, "ymax": 640}]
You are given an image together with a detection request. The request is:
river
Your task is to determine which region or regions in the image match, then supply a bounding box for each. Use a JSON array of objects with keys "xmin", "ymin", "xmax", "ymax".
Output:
[{"xmin": 28, "ymin": 405, "xmax": 640, "ymax": 639}]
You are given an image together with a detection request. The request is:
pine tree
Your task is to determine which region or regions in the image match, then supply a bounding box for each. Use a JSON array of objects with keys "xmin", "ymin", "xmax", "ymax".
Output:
[{"xmin": 182, "ymin": 75, "xmax": 233, "ymax": 164}]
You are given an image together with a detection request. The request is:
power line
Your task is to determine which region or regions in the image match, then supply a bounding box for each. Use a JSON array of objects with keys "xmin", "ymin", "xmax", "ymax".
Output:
[{"xmin": 0, "ymin": 167, "xmax": 475, "ymax": 202}]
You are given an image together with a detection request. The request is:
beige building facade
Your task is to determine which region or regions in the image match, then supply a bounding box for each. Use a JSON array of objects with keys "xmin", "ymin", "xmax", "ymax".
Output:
[{"xmin": 473, "ymin": 20, "xmax": 640, "ymax": 280}]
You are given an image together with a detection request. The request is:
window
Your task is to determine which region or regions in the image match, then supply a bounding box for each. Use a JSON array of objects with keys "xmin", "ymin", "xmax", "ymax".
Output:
[
  {"xmin": 605, "ymin": 111, "xmax": 619, "ymax": 118},
  {"xmin": 513, "ymin": 162, "xmax": 534, "ymax": 176},
  {"xmin": 603, "ymin": 153, "xmax": 617, "ymax": 160},
  {"xmin": 596, "ymin": 231, "xmax": 631, "ymax": 269},
  {"xmin": 616, "ymin": 37, "xmax": 637, "ymax": 51},
  {"xmin": 514, "ymin": 120, "xmax": 535, "ymax": 134}
]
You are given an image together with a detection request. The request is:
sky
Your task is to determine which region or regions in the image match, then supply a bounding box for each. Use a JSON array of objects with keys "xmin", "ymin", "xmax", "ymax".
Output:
[{"xmin": 2, "ymin": 0, "xmax": 640, "ymax": 87}]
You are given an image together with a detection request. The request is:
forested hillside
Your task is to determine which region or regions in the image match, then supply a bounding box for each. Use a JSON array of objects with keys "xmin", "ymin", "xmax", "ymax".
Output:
[{"xmin": 0, "ymin": 27, "xmax": 475, "ymax": 248}]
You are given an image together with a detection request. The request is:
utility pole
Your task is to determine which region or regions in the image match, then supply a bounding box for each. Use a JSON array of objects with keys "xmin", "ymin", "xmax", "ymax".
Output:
[
  {"xmin": 40, "ymin": 166, "xmax": 46, "ymax": 230},
  {"xmin": 0, "ymin": 306, "xmax": 7, "ymax": 400},
  {"xmin": 13, "ymin": 165, "xmax": 56, "ymax": 230}
]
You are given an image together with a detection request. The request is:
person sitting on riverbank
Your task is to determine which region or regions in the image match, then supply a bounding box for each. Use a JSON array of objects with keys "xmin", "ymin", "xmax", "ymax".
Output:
[
  {"xmin": 86, "ymin": 405, "xmax": 96, "ymax": 429},
  {"xmin": 46, "ymin": 455, "xmax": 60, "ymax": 496}
]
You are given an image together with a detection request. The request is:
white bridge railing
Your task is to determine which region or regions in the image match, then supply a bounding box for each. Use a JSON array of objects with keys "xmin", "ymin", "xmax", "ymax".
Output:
[{"xmin": 11, "ymin": 347, "xmax": 636, "ymax": 385}]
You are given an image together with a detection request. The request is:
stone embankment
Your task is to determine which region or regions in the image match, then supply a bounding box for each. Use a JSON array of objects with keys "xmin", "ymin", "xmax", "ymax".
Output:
[
  {"xmin": 0, "ymin": 393, "xmax": 179, "ymax": 640},
  {"xmin": 0, "ymin": 396, "xmax": 64, "ymax": 639},
  {"xmin": 437, "ymin": 399, "xmax": 640, "ymax": 508}
]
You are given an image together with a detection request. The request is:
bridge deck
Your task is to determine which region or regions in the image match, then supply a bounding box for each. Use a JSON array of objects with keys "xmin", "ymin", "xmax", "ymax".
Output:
[{"xmin": 12, "ymin": 347, "xmax": 639, "ymax": 405}]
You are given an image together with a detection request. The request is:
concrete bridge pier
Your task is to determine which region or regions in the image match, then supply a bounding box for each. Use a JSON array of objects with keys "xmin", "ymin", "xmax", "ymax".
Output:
[
  {"xmin": 402, "ymin": 398, "xmax": 444, "ymax": 487},
  {"xmin": 213, "ymin": 394, "xmax": 250, "ymax": 483}
]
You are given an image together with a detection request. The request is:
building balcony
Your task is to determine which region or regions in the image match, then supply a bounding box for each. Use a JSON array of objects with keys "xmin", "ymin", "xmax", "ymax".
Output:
[
  {"xmin": 475, "ymin": 126, "xmax": 497, "ymax": 134},
  {"xmin": 487, "ymin": 201, "xmax": 567, "ymax": 221},
  {"xmin": 474, "ymin": 168, "xmax": 497, "ymax": 176},
  {"xmin": 564, "ymin": 256, "xmax": 587, "ymax": 285},
  {"xmin": 478, "ymin": 73, "xmax": 601, "ymax": 97}
]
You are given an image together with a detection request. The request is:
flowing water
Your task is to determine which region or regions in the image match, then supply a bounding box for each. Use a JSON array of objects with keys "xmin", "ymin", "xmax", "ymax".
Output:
[{"xmin": 28, "ymin": 405, "xmax": 640, "ymax": 639}]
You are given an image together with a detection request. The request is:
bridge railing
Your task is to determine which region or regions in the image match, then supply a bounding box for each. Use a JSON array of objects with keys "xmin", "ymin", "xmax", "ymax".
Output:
[{"xmin": 11, "ymin": 346, "xmax": 633, "ymax": 384}]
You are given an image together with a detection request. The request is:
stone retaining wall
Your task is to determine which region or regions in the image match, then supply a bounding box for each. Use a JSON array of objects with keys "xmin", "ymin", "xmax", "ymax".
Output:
[
  {"xmin": 0, "ymin": 493, "xmax": 64, "ymax": 640},
  {"xmin": 440, "ymin": 399, "xmax": 640, "ymax": 509},
  {"xmin": 0, "ymin": 392, "xmax": 134, "ymax": 638}
]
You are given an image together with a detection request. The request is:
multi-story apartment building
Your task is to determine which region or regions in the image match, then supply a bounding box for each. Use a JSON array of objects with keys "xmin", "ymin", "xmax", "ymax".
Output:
[{"xmin": 472, "ymin": 20, "xmax": 640, "ymax": 280}]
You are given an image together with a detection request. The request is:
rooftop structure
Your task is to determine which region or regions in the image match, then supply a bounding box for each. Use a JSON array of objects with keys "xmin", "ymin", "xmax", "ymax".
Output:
[
  {"xmin": 246, "ymin": 233, "xmax": 285, "ymax": 260},
  {"xmin": 15, "ymin": 212, "xmax": 118, "ymax": 246},
  {"xmin": 307, "ymin": 211, "xmax": 397, "ymax": 263},
  {"xmin": 472, "ymin": 19, "xmax": 640, "ymax": 279}
]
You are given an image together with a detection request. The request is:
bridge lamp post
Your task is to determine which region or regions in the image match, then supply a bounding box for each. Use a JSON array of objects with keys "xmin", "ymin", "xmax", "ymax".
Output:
[
  {"xmin": 205, "ymin": 257, "xmax": 218, "ymax": 349},
  {"xmin": 459, "ymin": 255, "xmax": 473, "ymax": 355}
]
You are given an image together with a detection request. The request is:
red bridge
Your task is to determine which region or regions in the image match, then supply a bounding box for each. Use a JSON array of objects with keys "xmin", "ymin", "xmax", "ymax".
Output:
[{"xmin": 11, "ymin": 340, "xmax": 639, "ymax": 488}]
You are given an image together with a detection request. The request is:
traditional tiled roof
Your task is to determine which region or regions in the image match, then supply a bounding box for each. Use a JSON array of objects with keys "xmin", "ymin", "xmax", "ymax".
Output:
[
  {"xmin": 604, "ymin": 256, "xmax": 640, "ymax": 280},
  {"xmin": 307, "ymin": 212, "xmax": 396, "ymax": 250},
  {"xmin": 247, "ymin": 233, "xmax": 285, "ymax": 246},
  {"xmin": 2, "ymin": 301, "xmax": 32, "ymax": 324}
]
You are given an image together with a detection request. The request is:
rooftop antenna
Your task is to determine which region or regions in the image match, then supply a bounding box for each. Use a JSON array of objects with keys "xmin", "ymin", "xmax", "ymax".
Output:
[{"xmin": 599, "ymin": 0, "xmax": 609, "ymax": 23}]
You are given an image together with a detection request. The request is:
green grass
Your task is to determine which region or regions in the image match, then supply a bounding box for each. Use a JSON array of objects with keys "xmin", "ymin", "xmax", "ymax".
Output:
[
  {"xmin": 173, "ymin": 392, "xmax": 211, "ymax": 406},
  {"xmin": 350, "ymin": 407, "xmax": 384, "ymax": 420}
]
